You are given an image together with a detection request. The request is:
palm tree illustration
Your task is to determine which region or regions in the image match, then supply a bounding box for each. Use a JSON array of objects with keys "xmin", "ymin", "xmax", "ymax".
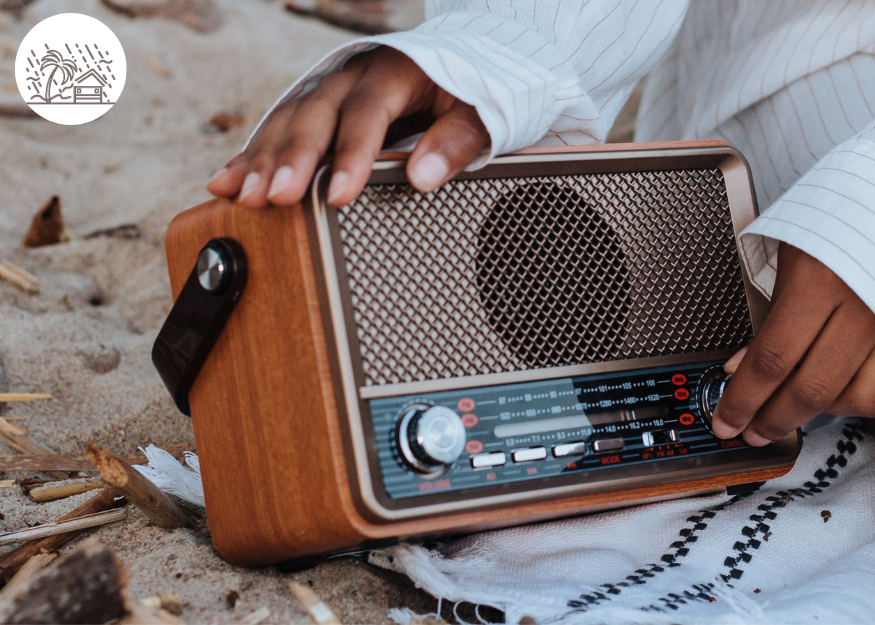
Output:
[{"xmin": 39, "ymin": 50, "xmax": 77, "ymax": 102}]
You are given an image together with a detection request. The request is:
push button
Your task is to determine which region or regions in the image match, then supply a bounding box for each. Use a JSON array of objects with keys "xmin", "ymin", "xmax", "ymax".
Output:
[
  {"xmin": 471, "ymin": 452, "xmax": 507, "ymax": 468},
  {"xmin": 552, "ymin": 441, "xmax": 587, "ymax": 458},
  {"xmin": 512, "ymin": 447, "xmax": 547, "ymax": 463},
  {"xmin": 592, "ymin": 438, "xmax": 625, "ymax": 453},
  {"xmin": 642, "ymin": 430, "xmax": 680, "ymax": 447}
]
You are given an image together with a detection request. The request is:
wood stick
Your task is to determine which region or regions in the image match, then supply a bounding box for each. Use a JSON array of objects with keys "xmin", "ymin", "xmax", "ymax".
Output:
[
  {"xmin": 0, "ymin": 262, "xmax": 39, "ymax": 294},
  {"xmin": 0, "ymin": 393, "xmax": 51, "ymax": 402},
  {"xmin": 0, "ymin": 509, "xmax": 127, "ymax": 546},
  {"xmin": 30, "ymin": 480, "xmax": 105, "ymax": 503},
  {"xmin": 0, "ymin": 488, "xmax": 126, "ymax": 579},
  {"xmin": 0, "ymin": 540, "xmax": 128, "ymax": 624},
  {"xmin": 239, "ymin": 606, "xmax": 271, "ymax": 625},
  {"xmin": 0, "ymin": 443, "xmax": 196, "ymax": 473},
  {"xmin": 0, "ymin": 417, "xmax": 68, "ymax": 480},
  {"xmin": 0, "ymin": 480, "xmax": 13, "ymax": 488},
  {"xmin": 85, "ymin": 444, "xmax": 194, "ymax": 529},
  {"xmin": 1, "ymin": 417, "xmax": 28, "ymax": 421},
  {"xmin": 288, "ymin": 582, "xmax": 342, "ymax": 625}
]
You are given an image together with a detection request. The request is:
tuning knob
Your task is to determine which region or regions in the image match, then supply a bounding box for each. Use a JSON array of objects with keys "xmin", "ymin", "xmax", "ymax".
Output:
[
  {"xmin": 698, "ymin": 367, "xmax": 730, "ymax": 429},
  {"xmin": 397, "ymin": 404, "xmax": 467, "ymax": 475}
]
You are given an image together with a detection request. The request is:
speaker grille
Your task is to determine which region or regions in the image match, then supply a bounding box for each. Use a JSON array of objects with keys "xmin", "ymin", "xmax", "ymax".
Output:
[{"xmin": 336, "ymin": 168, "xmax": 753, "ymax": 386}]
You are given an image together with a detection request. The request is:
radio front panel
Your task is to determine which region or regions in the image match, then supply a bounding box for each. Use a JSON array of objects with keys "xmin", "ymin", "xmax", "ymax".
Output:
[{"xmin": 366, "ymin": 360, "xmax": 793, "ymax": 510}]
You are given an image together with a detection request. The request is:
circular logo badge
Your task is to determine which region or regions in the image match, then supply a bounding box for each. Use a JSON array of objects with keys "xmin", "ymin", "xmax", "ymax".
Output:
[{"xmin": 15, "ymin": 13, "xmax": 126, "ymax": 125}]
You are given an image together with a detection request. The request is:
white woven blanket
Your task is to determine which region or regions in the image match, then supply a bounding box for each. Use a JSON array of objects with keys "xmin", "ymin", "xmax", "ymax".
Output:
[{"xmin": 137, "ymin": 417, "xmax": 875, "ymax": 624}]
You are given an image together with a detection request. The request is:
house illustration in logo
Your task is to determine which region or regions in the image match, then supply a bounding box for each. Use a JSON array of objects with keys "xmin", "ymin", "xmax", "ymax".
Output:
[{"xmin": 73, "ymin": 69, "xmax": 106, "ymax": 103}]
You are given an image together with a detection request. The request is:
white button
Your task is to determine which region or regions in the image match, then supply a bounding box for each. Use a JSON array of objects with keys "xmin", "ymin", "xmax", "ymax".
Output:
[
  {"xmin": 471, "ymin": 452, "xmax": 507, "ymax": 468},
  {"xmin": 512, "ymin": 447, "xmax": 548, "ymax": 463},
  {"xmin": 552, "ymin": 441, "xmax": 587, "ymax": 458}
]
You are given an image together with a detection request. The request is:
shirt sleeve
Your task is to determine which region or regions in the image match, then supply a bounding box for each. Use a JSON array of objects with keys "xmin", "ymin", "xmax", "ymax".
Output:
[
  {"xmin": 740, "ymin": 120, "xmax": 875, "ymax": 312},
  {"xmin": 247, "ymin": 0, "xmax": 689, "ymax": 167}
]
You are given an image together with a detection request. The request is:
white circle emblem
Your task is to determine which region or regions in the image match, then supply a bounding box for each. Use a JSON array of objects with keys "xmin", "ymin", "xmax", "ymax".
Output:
[{"xmin": 15, "ymin": 13, "xmax": 126, "ymax": 125}]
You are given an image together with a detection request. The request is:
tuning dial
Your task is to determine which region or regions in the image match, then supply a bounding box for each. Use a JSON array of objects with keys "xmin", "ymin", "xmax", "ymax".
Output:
[
  {"xmin": 397, "ymin": 404, "xmax": 467, "ymax": 475},
  {"xmin": 698, "ymin": 367, "xmax": 730, "ymax": 429}
]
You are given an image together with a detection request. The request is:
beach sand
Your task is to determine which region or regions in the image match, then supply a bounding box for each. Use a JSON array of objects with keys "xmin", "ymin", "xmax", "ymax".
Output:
[{"xmin": 0, "ymin": 1, "xmax": 453, "ymax": 622}]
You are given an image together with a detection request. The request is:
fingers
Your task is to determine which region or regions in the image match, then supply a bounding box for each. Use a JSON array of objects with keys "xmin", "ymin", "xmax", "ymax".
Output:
[
  {"xmin": 711, "ymin": 279, "xmax": 838, "ymax": 440},
  {"xmin": 407, "ymin": 97, "xmax": 490, "ymax": 193},
  {"xmin": 323, "ymin": 54, "xmax": 429, "ymax": 206},
  {"xmin": 741, "ymin": 298, "xmax": 875, "ymax": 445},
  {"xmin": 711, "ymin": 245, "xmax": 844, "ymax": 440},
  {"xmin": 207, "ymin": 63, "xmax": 366, "ymax": 208}
]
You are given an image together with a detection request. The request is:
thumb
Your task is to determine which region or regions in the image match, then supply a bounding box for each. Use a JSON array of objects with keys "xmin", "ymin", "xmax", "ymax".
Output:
[{"xmin": 406, "ymin": 99, "xmax": 490, "ymax": 193}]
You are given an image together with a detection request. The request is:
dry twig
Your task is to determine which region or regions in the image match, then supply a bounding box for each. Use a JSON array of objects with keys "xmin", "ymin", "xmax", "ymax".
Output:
[
  {"xmin": 85, "ymin": 444, "xmax": 194, "ymax": 529},
  {"xmin": 289, "ymin": 582, "xmax": 341, "ymax": 625},
  {"xmin": 29, "ymin": 480, "xmax": 105, "ymax": 503},
  {"xmin": 0, "ymin": 443, "xmax": 195, "ymax": 473},
  {"xmin": 0, "ymin": 417, "xmax": 67, "ymax": 480},
  {"xmin": 0, "ymin": 104, "xmax": 37, "ymax": 118},
  {"xmin": 0, "ymin": 509, "xmax": 127, "ymax": 546},
  {"xmin": 0, "ymin": 263, "xmax": 39, "ymax": 293},
  {"xmin": 0, "ymin": 394, "xmax": 51, "ymax": 402}
]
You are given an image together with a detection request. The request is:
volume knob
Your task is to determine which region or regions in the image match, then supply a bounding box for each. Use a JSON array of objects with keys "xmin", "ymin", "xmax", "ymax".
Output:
[
  {"xmin": 397, "ymin": 404, "xmax": 467, "ymax": 475},
  {"xmin": 698, "ymin": 367, "xmax": 730, "ymax": 429}
]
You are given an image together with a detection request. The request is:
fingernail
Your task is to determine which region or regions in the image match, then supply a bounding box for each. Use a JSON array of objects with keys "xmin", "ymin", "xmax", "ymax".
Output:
[
  {"xmin": 409, "ymin": 153, "xmax": 449, "ymax": 192},
  {"xmin": 327, "ymin": 171, "xmax": 348, "ymax": 204},
  {"xmin": 268, "ymin": 166, "xmax": 294, "ymax": 199},
  {"xmin": 711, "ymin": 418, "xmax": 741, "ymax": 440},
  {"xmin": 239, "ymin": 172, "xmax": 260, "ymax": 201},
  {"xmin": 209, "ymin": 167, "xmax": 228, "ymax": 183},
  {"xmin": 724, "ymin": 346, "xmax": 748, "ymax": 375},
  {"xmin": 743, "ymin": 429, "xmax": 773, "ymax": 447}
]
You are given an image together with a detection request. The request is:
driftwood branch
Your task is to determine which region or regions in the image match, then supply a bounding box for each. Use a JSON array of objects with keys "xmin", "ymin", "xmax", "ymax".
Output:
[
  {"xmin": 0, "ymin": 104, "xmax": 37, "ymax": 118},
  {"xmin": 0, "ymin": 540, "xmax": 128, "ymax": 624},
  {"xmin": 0, "ymin": 443, "xmax": 195, "ymax": 473},
  {"xmin": 0, "ymin": 488, "xmax": 126, "ymax": 579},
  {"xmin": 85, "ymin": 444, "xmax": 194, "ymax": 529},
  {"xmin": 0, "ymin": 509, "xmax": 127, "ymax": 546}
]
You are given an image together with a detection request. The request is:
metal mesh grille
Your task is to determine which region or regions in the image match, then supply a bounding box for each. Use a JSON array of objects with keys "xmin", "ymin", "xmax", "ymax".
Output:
[{"xmin": 336, "ymin": 168, "xmax": 753, "ymax": 386}]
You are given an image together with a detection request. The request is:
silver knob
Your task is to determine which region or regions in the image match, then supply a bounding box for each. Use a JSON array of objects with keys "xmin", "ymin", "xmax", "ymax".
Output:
[
  {"xmin": 698, "ymin": 367, "xmax": 730, "ymax": 428},
  {"xmin": 197, "ymin": 245, "xmax": 227, "ymax": 292},
  {"xmin": 397, "ymin": 404, "xmax": 467, "ymax": 475}
]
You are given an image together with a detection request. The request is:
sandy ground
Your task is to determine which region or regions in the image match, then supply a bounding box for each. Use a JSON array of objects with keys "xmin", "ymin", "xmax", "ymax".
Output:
[{"xmin": 0, "ymin": 1, "xmax": 459, "ymax": 622}]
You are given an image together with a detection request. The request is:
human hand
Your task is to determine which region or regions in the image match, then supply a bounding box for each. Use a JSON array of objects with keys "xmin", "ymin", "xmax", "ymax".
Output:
[
  {"xmin": 712, "ymin": 243, "xmax": 875, "ymax": 446},
  {"xmin": 207, "ymin": 47, "xmax": 490, "ymax": 209}
]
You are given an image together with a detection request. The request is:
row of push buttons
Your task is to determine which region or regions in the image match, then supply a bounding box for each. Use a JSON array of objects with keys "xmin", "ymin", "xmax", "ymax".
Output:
[{"xmin": 470, "ymin": 430, "xmax": 680, "ymax": 469}]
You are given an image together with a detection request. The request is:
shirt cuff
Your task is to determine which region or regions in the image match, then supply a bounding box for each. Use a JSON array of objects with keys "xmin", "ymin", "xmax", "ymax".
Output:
[
  {"xmin": 740, "ymin": 132, "xmax": 875, "ymax": 312},
  {"xmin": 246, "ymin": 11, "xmax": 593, "ymax": 168}
]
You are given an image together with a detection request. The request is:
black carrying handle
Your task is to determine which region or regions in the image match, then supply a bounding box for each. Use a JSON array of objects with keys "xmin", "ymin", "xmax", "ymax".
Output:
[{"xmin": 152, "ymin": 238, "xmax": 247, "ymax": 416}]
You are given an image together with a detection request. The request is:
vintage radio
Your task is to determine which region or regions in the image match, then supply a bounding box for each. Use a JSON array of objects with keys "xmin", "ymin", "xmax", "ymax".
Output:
[{"xmin": 153, "ymin": 141, "xmax": 801, "ymax": 567}]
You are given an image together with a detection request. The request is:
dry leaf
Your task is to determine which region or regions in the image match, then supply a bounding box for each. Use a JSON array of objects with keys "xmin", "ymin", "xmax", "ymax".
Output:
[{"xmin": 22, "ymin": 196, "xmax": 64, "ymax": 247}]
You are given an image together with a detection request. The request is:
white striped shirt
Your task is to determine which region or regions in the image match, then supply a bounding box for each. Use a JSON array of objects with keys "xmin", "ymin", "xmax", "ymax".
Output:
[{"xmin": 252, "ymin": 0, "xmax": 875, "ymax": 311}]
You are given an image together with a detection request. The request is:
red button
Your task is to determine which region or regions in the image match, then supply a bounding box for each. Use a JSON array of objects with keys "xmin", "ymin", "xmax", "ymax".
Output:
[
  {"xmin": 465, "ymin": 440, "xmax": 483, "ymax": 454},
  {"xmin": 461, "ymin": 413, "xmax": 478, "ymax": 428},
  {"xmin": 674, "ymin": 388, "xmax": 690, "ymax": 401},
  {"xmin": 679, "ymin": 413, "xmax": 695, "ymax": 426},
  {"xmin": 672, "ymin": 374, "xmax": 687, "ymax": 386},
  {"xmin": 457, "ymin": 398, "xmax": 476, "ymax": 412}
]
